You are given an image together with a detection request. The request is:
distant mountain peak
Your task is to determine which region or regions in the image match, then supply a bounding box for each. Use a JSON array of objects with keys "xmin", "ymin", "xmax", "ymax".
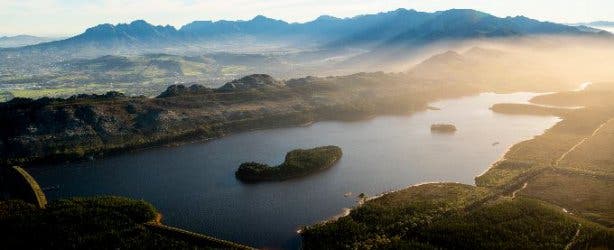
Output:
[
  {"xmin": 314, "ymin": 15, "xmax": 340, "ymax": 22},
  {"xmin": 86, "ymin": 23, "xmax": 114, "ymax": 32},
  {"xmin": 219, "ymin": 74, "xmax": 282, "ymax": 91},
  {"xmin": 251, "ymin": 15, "xmax": 269, "ymax": 21},
  {"xmin": 84, "ymin": 20, "xmax": 175, "ymax": 32},
  {"xmin": 250, "ymin": 15, "xmax": 287, "ymax": 24},
  {"xmin": 438, "ymin": 8, "xmax": 490, "ymax": 16},
  {"xmin": 4, "ymin": 8, "xmax": 606, "ymax": 57},
  {"xmin": 394, "ymin": 8, "xmax": 413, "ymax": 12},
  {"xmin": 130, "ymin": 19, "xmax": 150, "ymax": 25},
  {"xmin": 391, "ymin": 8, "xmax": 416, "ymax": 13}
]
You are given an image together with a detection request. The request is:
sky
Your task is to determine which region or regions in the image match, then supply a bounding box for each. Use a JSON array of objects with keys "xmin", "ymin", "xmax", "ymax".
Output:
[{"xmin": 1, "ymin": 0, "xmax": 613, "ymax": 37}]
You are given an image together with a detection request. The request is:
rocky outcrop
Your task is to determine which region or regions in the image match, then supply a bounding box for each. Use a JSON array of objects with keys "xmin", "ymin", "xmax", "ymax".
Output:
[
  {"xmin": 0, "ymin": 73, "xmax": 473, "ymax": 165},
  {"xmin": 218, "ymin": 74, "xmax": 283, "ymax": 91},
  {"xmin": 157, "ymin": 73, "xmax": 278, "ymax": 97},
  {"xmin": 157, "ymin": 84, "xmax": 212, "ymax": 98}
]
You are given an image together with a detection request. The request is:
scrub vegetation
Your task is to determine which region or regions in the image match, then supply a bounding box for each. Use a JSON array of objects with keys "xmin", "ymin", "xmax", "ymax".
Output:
[
  {"xmin": 0, "ymin": 196, "xmax": 206, "ymax": 249},
  {"xmin": 235, "ymin": 146, "xmax": 342, "ymax": 182},
  {"xmin": 302, "ymin": 83, "xmax": 614, "ymax": 249}
]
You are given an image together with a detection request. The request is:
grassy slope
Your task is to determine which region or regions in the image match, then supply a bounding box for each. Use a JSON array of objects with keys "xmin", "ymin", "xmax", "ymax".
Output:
[
  {"xmin": 558, "ymin": 119, "xmax": 614, "ymax": 176},
  {"xmin": 475, "ymin": 108, "xmax": 612, "ymax": 188},
  {"xmin": 519, "ymin": 169, "xmax": 614, "ymax": 227},
  {"xmin": 512, "ymin": 84, "xmax": 614, "ymax": 227},
  {"xmin": 481, "ymin": 85, "xmax": 614, "ymax": 228},
  {"xmin": 302, "ymin": 183, "xmax": 613, "ymax": 249}
]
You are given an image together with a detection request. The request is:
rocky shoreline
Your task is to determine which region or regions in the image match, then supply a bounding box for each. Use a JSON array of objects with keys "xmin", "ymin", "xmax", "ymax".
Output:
[{"xmin": 0, "ymin": 73, "xmax": 477, "ymax": 167}]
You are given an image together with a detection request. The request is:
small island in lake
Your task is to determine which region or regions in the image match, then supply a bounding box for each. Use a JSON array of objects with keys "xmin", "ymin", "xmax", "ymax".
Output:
[
  {"xmin": 430, "ymin": 123, "xmax": 457, "ymax": 133},
  {"xmin": 235, "ymin": 146, "xmax": 342, "ymax": 182}
]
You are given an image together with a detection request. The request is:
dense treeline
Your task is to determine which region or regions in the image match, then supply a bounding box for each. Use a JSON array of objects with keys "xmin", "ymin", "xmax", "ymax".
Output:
[
  {"xmin": 0, "ymin": 196, "xmax": 203, "ymax": 249},
  {"xmin": 302, "ymin": 193, "xmax": 613, "ymax": 249}
]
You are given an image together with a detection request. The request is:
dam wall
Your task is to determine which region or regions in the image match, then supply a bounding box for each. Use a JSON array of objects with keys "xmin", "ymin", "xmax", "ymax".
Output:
[
  {"xmin": 144, "ymin": 222, "xmax": 255, "ymax": 249},
  {"xmin": 0, "ymin": 166, "xmax": 47, "ymax": 208}
]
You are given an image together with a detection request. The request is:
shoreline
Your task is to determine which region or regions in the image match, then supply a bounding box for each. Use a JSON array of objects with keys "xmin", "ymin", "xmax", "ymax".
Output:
[
  {"xmin": 9, "ymin": 84, "xmax": 576, "ymax": 168},
  {"xmin": 301, "ymin": 87, "xmax": 575, "ymax": 228},
  {"xmin": 15, "ymin": 106, "xmax": 429, "ymax": 168},
  {"xmin": 16, "ymin": 92, "xmax": 510, "ymax": 168},
  {"xmin": 303, "ymin": 181, "xmax": 454, "ymax": 229},
  {"xmin": 304, "ymin": 121, "xmax": 553, "ymax": 227}
]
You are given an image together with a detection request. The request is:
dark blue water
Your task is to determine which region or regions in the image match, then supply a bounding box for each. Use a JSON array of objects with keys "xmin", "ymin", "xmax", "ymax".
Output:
[{"xmin": 29, "ymin": 92, "xmax": 560, "ymax": 249}]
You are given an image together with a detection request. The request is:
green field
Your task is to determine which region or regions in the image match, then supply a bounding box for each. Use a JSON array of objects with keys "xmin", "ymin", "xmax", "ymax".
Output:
[{"xmin": 0, "ymin": 53, "xmax": 272, "ymax": 100}]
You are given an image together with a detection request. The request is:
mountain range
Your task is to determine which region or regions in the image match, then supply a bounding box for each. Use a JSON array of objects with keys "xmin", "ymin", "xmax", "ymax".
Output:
[
  {"xmin": 1, "ymin": 8, "xmax": 610, "ymax": 59},
  {"xmin": 0, "ymin": 35, "xmax": 60, "ymax": 48},
  {"xmin": 574, "ymin": 21, "xmax": 614, "ymax": 27}
]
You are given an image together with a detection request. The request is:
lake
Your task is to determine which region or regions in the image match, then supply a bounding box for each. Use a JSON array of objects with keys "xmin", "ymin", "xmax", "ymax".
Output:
[{"xmin": 29, "ymin": 92, "xmax": 561, "ymax": 249}]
